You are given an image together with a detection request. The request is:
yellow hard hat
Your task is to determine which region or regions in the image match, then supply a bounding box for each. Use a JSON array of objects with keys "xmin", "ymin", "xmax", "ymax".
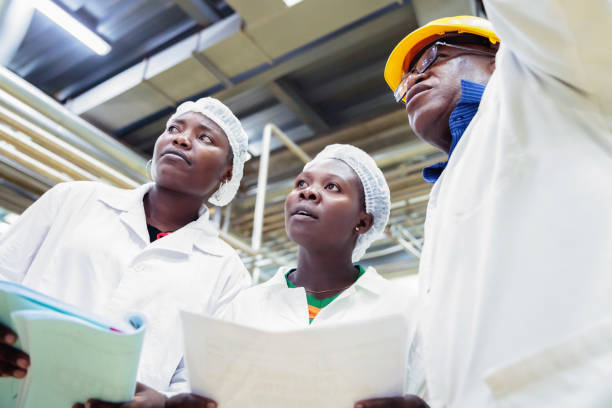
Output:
[{"xmin": 384, "ymin": 15, "xmax": 500, "ymax": 94}]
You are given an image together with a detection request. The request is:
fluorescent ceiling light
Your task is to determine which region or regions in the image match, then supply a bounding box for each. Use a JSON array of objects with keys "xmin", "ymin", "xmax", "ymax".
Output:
[
  {"xmin": 34, "ymin": 0, "xmax": 111, "ymax": 55},
  {"xmin": 283, "ymin": 0, "xmax": 304, "ymax": 7}
]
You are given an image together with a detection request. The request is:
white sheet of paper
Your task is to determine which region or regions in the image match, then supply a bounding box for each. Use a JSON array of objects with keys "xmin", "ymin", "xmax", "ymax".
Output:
[{"xmin": 181, "ymin": 312, "xmax": 408, "ymax": 408}]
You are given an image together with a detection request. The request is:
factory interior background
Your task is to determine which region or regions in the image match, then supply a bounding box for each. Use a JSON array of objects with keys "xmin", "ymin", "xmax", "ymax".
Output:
[{"xmin": 0, "ymin": 0, "xmax": 486, "ymax": 284}]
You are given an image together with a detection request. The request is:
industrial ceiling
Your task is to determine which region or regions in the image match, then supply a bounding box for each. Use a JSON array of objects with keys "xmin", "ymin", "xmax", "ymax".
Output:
[{"xmin": 0, "ymin": 0, "xmax": 477, "ymax": 280}]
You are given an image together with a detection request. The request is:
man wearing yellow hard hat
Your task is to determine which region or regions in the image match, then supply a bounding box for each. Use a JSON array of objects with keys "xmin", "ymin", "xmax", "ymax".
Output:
[{"xmin": 358, "ymin": 1, "xmax": 612, "ymax": 407}]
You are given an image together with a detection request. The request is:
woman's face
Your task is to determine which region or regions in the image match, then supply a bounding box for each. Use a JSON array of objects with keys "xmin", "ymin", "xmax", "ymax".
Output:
[
  {"xmin": 152, "ymin": 112, "xmax": 232, "ymax": 198},
  {"xmin": 285, "ymin": 159, "xmax": 371, "ymax": 254}
]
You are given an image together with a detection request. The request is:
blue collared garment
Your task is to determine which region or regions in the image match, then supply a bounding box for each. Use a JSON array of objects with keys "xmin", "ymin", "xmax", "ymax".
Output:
[{"xmin": 422, "ymin": 79, "xmax": 486, "ymax": 184}]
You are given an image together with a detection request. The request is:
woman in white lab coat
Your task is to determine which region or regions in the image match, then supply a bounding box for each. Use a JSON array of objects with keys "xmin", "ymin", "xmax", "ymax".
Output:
[
  {"xmin": 0, "ymin": 97, "xmax": 251, "ymax": 404},
  {"xmin": 166, "ymin": 144, "xmax": 424, "ymax": 408},
  {"xmin": 224, "ymin": 144, "xmax": 415, "ymax": 330}
]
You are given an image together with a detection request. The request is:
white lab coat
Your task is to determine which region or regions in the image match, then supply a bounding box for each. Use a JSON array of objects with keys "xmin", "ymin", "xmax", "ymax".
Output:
[
  {"xmin": 221, "ymin": 266, "xmax": 426, "ymax": 396},
  {"xmin": 418, "ymin": 1, "xmax": 612, "ymax": 407},
  {"xmin": 0, "ymin": 181, "xmax": 251, "ymax": 393}
]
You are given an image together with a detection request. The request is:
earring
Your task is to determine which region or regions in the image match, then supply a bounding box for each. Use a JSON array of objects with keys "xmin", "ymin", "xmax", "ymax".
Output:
[{"xmin": 355, "ymin": 226, "xmax": 359, "ymax": 232}]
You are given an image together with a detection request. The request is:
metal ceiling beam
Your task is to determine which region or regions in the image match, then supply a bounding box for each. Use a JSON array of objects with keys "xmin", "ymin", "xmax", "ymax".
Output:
[
  {"xmin": 65, "ymin": 14, "xmax": 242, "ymax": 115},
  {"xmin": 306, "ymin": 60, "xmax": 385, "ymax": 104},
  {"xmin": 56, "ymin": 19, "xmax": 198, "ymax": 101},
  {"xmin": 212, "ymin": 6, "xmax": 414, "ymax": 102},
  {"xmin": 192, "ymin": 52, "xmax": 234, "ymax": 88},
  {"xmin": 172, "ymin": 0, "xmax": 221, "ymax": 25},
  {"xmin": 411, "ymin": 0, "xmax": 471, "ymax": 25},
  {"xmin": 267, "ymin": 79, "xmax": 330, "ymax": 133}
]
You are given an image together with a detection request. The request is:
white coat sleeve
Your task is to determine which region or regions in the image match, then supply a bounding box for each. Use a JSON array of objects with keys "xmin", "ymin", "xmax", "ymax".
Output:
[
  {"xmin": 210, "ymin": 253, "xmax": 252, "ymax": 318},
  {"xmin": 0, "ymin": 182, "xmax": 68, "ymax": 282},
  {"xmin": 484, "ymin": 0, "xmax": 612, "ymax": 104}
]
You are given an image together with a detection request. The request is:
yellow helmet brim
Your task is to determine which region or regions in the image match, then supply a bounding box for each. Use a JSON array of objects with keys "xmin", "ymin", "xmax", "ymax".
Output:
[{"xmin": 384, "ymin": 16, "xmax": 500, "ymax": 94}]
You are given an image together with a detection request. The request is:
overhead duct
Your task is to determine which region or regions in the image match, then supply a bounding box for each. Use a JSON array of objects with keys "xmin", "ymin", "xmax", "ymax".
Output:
[{"xmin": 64, "ymin": 0, "xmax": 404, "ymax": 136}]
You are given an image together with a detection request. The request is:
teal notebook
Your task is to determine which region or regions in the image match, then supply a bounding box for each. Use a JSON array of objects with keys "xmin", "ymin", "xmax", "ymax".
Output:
[{"xmin": 0, "ymin": 281, "xmax": 146, "ymax": 408}]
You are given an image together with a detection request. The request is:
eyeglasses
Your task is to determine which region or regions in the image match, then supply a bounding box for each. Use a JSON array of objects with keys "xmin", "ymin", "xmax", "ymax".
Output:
[{"xmin": 394, "ymin": 41, "xmax": 496, "ymax": 103}]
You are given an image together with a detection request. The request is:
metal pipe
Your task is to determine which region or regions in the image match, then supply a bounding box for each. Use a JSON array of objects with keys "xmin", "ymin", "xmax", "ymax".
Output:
[
  {"xmin": 401, "ymin": 228, "xmax": 423, "ymax": 250},
  {"xmin": 395, "ymin": 236, "xmax": 422, "ymax": 258},
  {"xmin": 0, "ymin": 124, "xmax": 96, "ymax": 182},
  {"xmin": 219, "ymin": 231, "xmax": 258, "ymax": 256},
  {"xmin": 390, "ymin": 225, "xmax": 422, "ymax": 258},
  {"xmin": 250, "ymin": 125, "xmax": 272, "ymax": 282},
  {"xmin": 360, "ymin": 244, "xmax": 405, "ymax": 260},
  {"xmin": 0, "ymin": 66, "xmax": 148, "ymax": 180},
  {"xmin": 222, "ymin": 202, "xmax": 231, "ymax": 234},
  {"xmin": 0, "ymin": 89, "xmax": 141, "ymax": 179},
  {"xmin": 252, "ymin": 125, "xmax": 272, "ymax": 252},
  {"xmin": 248, "ymin": 124, "xmax": 312, "ymax": 281},
  {"xmin": 373, "ymin": 141, "xmax": 437, "ymax": 168},
  {"xmin": 0, "ymin": 104, "xmax": 139, "ymax": 188},
  {"xmin": 0, "ymin": 186, "xmax": 33, "ymax": 214},
  {"xmin": 265, "ymin": 123, "xmax": 312, "ymax": 163},
  {"xmin": 0, "ymin": 155, "xmax": 54, "ymax": 189},
  {"xmin": 0, "ymin": 142, "xmax": 70, "ymax": 183},
  {"xmin": 0, "ymin": 161, "xmax": 49, "ymax": 195}
]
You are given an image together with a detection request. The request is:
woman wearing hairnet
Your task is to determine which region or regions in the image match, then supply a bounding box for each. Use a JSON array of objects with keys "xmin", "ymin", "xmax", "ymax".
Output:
[
  {"xmin": 0, "ymin": 98, "xmax": 252, "ymax": 405},
  {"xmin": 167, "ymin": 144, "xmax": 424, "ymax": 408},
  {"xmin": 225, "ymin": 144, "xmax": 414, "ymax": 328}
]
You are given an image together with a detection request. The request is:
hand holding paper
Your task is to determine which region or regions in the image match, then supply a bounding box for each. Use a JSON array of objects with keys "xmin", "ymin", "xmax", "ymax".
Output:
[
  {"xmin": 0, "ymin": 281, "xmax": 146, "ymax": 408},
  {"xmin": 166, "ymin": 392, "xmax": 217, "ymax": 408},
  {"xmin": 0, "ymin": 323, "xmax": 29, "ymax": 378},
  {"xmin": 354, "ymin": 395, "xmax": 430, "ymax": 408},
  {"xmin": 72, "ymin": 383, "xmax": 168, "ymax": 408}
]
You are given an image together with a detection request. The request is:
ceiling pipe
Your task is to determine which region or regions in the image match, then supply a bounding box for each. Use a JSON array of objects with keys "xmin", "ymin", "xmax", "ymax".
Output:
[
  {"xmin": 0, "ymin": 89, "xmax": 140, "ymax": 179},
  {"xmin": 0, "ymin": 66, "xmax": 148, "ymax": 181},
  {"xmin": 0, "ymin": 142, "xmax": 70, "ymax": 184},
  {"xmin": 250, "ymin": 124, "xmax": 311, "ymax": 281},
  {"xmin": 0, "ymin": 104, "xmax": 139, "ymax": 188},
  {"xmin": 0, "ymin": 123, "xmax": 96, "ymax": 182},
  {"xmin": 0, "ymin": 160, "xmax": 50, "ymax": 196}
]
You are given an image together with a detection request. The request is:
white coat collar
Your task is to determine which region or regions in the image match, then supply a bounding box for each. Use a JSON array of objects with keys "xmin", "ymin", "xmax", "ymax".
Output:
[
  {"xmin": 263, "ymin": 265, "xmax": 387, "ymax": 296},
  {"xmin": 98, "ymin": 183, "xmax": 225, "ymax": 256}
]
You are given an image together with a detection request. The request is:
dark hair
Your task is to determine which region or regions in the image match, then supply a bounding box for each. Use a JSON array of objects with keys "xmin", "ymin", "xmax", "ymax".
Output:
[
  {"xmin": 357, "ymin": 179, "xmax": 366, "ymax": 212},
  {"xmin": 227, "ymin": 148, "xmax": 234, "ymax": 165}
]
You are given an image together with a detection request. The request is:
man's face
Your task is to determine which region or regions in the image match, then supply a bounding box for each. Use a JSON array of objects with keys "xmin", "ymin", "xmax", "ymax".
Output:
[{"xmin": 401, "ymin": 41, "xmax": 495, "ymax": 153}]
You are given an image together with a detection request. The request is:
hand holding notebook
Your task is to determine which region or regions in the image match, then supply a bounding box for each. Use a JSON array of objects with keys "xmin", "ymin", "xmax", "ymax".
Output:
[
  {"xmin": 0, "ymin": 322, "xmax": 30, "ymax": 378},
  {"xmin": 0, "ymin": 281, "xmax": 146, "ymax": 408}
]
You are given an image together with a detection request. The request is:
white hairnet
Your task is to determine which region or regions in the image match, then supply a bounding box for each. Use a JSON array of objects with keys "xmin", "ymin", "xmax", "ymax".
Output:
[
  {"xmin": 163, "ymin": 97, "xmax": 250, "ymax": 206},
  {"xmin": 304, "ymin": 144, "xmax": 390, "ymax": 262}
]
